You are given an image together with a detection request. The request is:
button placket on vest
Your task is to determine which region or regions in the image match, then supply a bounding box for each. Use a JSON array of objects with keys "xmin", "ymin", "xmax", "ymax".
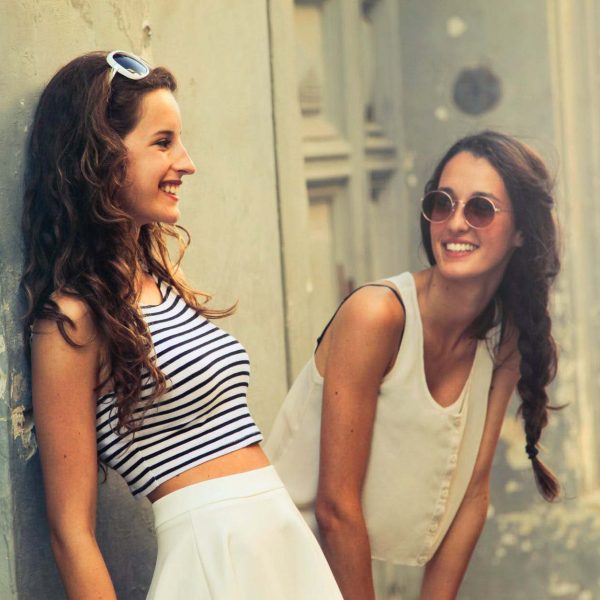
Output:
[{"xmin": 420, "ymin": 415, "xmax": 465, "ymax": 561}]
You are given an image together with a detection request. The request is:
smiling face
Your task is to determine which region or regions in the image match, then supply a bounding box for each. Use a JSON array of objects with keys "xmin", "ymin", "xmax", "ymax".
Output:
[
  {"xmin": 121, "ymin": 88, "xmax": 196, "ymax": 226},
  {"xmin": 430, "ymin": 151, "xmax": 523, "ymax": 285}
]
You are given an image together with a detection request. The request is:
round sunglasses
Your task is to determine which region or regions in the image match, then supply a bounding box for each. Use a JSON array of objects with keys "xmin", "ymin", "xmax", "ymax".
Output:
[
  {"xmin": 106, "ymin": 50, "xmax": 150, "ymax": 83},
  {"xmin": 421, "ymin": 190, "xmax": 512, "ymax": 230}
]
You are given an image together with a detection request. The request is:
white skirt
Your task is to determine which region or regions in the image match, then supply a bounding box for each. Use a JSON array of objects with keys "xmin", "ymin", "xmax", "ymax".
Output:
[{"xmin": 146, "ymin": 466, "xmax": 342, "ymax": 599}]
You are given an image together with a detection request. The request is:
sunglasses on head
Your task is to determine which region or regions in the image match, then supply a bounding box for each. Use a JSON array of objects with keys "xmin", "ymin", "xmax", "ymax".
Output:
[
  {"xmin": 421, "ymin": 189, "xmax": 512, "ymax": 230},
  {"xmin": 106, "ymin": 50, "xmax": 150, "ymax": 83}
]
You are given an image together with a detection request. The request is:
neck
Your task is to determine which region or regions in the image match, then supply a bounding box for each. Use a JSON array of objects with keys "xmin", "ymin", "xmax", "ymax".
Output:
[{"xmin": 416, "ymin": 267, "xmax": 500, "ymax": 345}]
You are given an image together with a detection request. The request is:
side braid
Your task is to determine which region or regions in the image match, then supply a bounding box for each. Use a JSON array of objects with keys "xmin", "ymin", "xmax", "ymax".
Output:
[{"xmin": 503, "ymin": 253, "xmax": 559, "ymax": 500}]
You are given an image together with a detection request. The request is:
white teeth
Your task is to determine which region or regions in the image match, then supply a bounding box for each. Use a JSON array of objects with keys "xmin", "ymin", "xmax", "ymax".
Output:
[
  {"xmin": 160, "ymin": 183, "xmax": 179, "ymax": 195},
  {"xmin": 445, "ymin": 242, "xmax": 476, "ymax": 252}
]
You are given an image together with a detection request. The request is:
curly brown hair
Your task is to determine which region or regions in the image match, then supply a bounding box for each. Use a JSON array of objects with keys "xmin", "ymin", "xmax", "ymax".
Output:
[
  {"xmin": 420, "ymin": 131, "xmax": 560, "ymax": 501},
  {"xmin": 22, "ymin": 51, "xmax": 232, "ymax": 433}
]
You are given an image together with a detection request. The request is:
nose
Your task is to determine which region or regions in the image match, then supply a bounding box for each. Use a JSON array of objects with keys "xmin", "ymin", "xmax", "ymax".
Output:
[
  {"xmin": 174, "ymin": 142, "xmax": 196, "ymax": 176},
  {"xmin": 446, "ymin": 200, "xmax": 470, "ymax": 232}
]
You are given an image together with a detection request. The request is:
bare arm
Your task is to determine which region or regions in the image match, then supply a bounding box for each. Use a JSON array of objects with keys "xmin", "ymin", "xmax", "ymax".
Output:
[
  {"xmin": 31, "ymin": 297, "xmax": 117, "ymax": 600},
  {"xmin": 315, "ymin": 287, "xmax": 404, "ymax": 600},
  {"xmin": 419, "ymin": 333, "xmax": 520, "ymax": 600}
]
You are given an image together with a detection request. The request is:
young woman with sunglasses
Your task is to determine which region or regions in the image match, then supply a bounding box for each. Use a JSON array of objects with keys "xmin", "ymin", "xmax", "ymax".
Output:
[
  {"xmin": 22, "ymin": 51, "xmax": 342, "ymax": 600},
  {"xmin": 266, "ymin": 131, "xmax": 560, "ymax": 599}
]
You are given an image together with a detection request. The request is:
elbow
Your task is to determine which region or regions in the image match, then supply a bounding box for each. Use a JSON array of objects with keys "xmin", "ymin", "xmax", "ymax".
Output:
[
  {"xmin": 48, "ymin": 521, "xmax": 97, "ymax": 563},
  {"xmin": 465, "ymin": 483, "xmax": 490, "ymax": 506},
  {"xmin": 464, "ymin": 467, "xmax": 491, "ymax": 503},
  {"xmin": 314, "ymin": 497, "xmax": 338, "ymax": 536},
  {"xmin": 463, "ymin": 477, "xmax": 491, "ymax": 525},
  {"xmin": 315, "ymin": 493, "xmax": 364, "ymax": 539}
]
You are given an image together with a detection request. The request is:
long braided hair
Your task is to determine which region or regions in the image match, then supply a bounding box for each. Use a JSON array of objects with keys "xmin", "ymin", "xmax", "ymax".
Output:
[
  {"xmin": 420, "ymin": 130, "xmax": 560, "ymax": 501},
  {"xmin": 22, "ymin": 51, "xmax": 233, "ymax": 433}
]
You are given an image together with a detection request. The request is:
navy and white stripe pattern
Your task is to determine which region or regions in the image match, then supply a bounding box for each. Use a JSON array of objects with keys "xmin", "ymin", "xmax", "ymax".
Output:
[{"xmin": 96, "ymin": 280, "xmax": 263, "ymax": 498}]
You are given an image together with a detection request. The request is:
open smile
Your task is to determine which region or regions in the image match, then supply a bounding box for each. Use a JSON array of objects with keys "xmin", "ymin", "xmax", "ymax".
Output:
[
  {"xmin": 159, "ymin": 181, "xmax": 181, "ymax": 200},
  {"xmin": 442, "ymin": 241, "xmax": 479, "ymax": 256},
  {"xmin": 443, "ymin": 242, "xmax": 478, "ymax": 252}
]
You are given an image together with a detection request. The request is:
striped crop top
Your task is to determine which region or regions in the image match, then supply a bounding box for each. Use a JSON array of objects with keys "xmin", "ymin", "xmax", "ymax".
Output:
[{"xmin": 96, "ymin": 279, "xmax": 263, "ymax": 498}]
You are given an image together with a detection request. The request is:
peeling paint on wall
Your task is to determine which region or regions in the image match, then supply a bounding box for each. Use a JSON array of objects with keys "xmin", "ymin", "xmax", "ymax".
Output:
[
  {"xmin": 0, "ymin": 336, "xmax": 7, "ymax": 402},
  {"xmin": 142, "ymin": 20, "xmax": 152, "ymax": 48},
  {"xmin": 401, "ymin": 151, "xmax": 416, "ymax": 172},
  {"xmin": 548, "ymin": 574, "xmax": 583, "ymax": 597},
  {"xmin": 446, "ymin": 16, "xmax": 468, "ymax": 38},
  {"xmin": 10, "ymin": 372, "xmax": 24, "ymax": 404},
  {"xmin": 505, "ymin": 479, "xmax": 523, "ymax": 494},
  {"xmin": 11, "ymin": 403, "xmax": 36, "ymax": 461},
  {"xmin": 69, "ymin": 0, "xmax": 93, "ymax": 28},
  {"xmin": 434, "ymin": 106, "xmax": 449, "ymax": 121},
  {"xmin": 405, "ymin": 174, "xmax": 418, "ymax": 188},
  {"xmin": 108, "ymin": 0, "xmax": 153, "ymax": 56}
]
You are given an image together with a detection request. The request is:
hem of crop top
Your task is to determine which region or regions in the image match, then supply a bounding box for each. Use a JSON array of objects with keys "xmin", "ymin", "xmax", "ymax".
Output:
[{"xmin": 131, "ymin": 434, "xmax": 264, "ymax": 499}]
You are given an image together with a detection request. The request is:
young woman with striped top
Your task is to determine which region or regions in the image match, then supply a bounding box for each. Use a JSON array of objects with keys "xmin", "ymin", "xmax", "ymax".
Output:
[{"xmin": 23, "ymin": 51, "xmax": 341, "ymax": 600}]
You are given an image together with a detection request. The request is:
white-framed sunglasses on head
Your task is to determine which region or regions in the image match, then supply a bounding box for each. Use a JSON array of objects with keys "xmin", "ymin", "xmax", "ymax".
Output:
[{"xmin": 106, "ymin": 50, "xmax": 150, "ymax": 82}]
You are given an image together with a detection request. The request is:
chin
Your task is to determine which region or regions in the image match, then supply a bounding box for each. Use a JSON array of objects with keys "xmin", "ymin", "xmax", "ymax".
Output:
[
  {"xmin": 157, "ymin": 210, "xmax": 181, "ymax": 225},
  {"xmin": 437, "ymin": 263, "xmax": 481, "ymax": 281},
  {"xmin": 435, "ymin": 258, "xmax": 509, "ymax": 287}
]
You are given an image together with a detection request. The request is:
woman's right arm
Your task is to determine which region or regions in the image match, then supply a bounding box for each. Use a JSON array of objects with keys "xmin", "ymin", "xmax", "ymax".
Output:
[
  {"xmin": 314, "ymin": 286, "xmax": 404, "ymax": 600},
  {"xmin": 31, "ymin": 297, "xmax": 117, "ymax": 600}
]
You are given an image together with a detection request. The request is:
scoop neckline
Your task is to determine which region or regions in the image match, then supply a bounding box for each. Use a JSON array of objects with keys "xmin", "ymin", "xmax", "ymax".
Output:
[
  {"xmin": 140, "ymin": 277, "xmax": 167, "ymax": 310},
  {"xmin": 407, "ymin": 272, "xmax": 480, "ymax": 414}
]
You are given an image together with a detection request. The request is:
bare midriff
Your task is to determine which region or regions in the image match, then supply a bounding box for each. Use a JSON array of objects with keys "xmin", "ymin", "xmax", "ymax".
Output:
[{"xmin": 146, "ymin": 443, "xmax": 270, "ymax": 503}]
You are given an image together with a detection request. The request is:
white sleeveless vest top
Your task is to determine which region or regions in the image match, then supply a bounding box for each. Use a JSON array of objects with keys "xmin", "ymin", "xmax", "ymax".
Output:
[{"xmin": 265, "ymin": 272, "xmax": 497, "ymax": 566}]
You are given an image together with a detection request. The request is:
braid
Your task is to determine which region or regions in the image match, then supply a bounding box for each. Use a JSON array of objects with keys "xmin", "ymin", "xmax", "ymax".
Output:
[{"xmin": 502, "ymin": 251, "xmax": 559, "ymax": 501}]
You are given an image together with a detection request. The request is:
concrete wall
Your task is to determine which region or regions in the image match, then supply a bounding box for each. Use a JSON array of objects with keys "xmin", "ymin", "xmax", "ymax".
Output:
[
  {"xmin": 4, "ymin": 1, "xmax": 600, "ymax": 599},
  {"xmin": 390, "ymin": 2, "xmax": 600, "ymax": 599},
  {"xmin": 0, "ymin": 1, "xmax": 307, "ymax": 598}
]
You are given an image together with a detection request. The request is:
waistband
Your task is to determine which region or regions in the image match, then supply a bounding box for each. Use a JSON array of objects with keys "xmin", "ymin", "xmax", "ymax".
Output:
[{"xmin": 151, "ymin": 466, "xmax": 284, "ymax": 527}]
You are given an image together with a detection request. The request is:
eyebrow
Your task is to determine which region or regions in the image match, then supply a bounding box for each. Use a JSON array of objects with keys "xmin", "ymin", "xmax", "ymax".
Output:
[
  {"xmin": 439, "ymin": 186, "xmax": 503, "ymax": 203},
  {"xmin": 151, "ymin": 129, "xmax": 175, "ymax": 137}
]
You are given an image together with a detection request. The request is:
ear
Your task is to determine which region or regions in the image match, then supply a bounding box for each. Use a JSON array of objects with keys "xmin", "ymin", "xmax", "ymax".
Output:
[{"xmin": 513, "ymin": 230, "xmax": 524, "ymax": 248}]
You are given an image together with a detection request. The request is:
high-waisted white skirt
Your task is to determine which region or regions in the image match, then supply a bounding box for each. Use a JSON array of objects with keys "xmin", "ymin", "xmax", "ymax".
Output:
[{"xmin": 146, "ymin": 466, "xmax": 342, "ymax": 599}]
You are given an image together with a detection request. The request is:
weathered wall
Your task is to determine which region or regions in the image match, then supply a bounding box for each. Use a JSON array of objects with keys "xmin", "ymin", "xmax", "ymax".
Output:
[
  {"xmin": 143, "ymin": 1, "xmax": 291, "ymax": 430},
  {"xmin": 4, "ymin": 1, "xmax": 600, "ymax": 599},
  {"xmin": 0, "ymin": 1, "xmax": 305, "ymax": 598},
  {"xmin": 391, "ymin": 1, "xmax": 600, "ymax": 599}
]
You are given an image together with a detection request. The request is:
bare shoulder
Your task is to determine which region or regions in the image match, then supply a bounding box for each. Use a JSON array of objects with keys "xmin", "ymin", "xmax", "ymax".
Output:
[
  {"xmin": 335, "ymin": 283, "xmax": 405, "ymax": 334},
  {"xmin": 31, "ymin": 292, "xmax": 97, "ymax": 346}
]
